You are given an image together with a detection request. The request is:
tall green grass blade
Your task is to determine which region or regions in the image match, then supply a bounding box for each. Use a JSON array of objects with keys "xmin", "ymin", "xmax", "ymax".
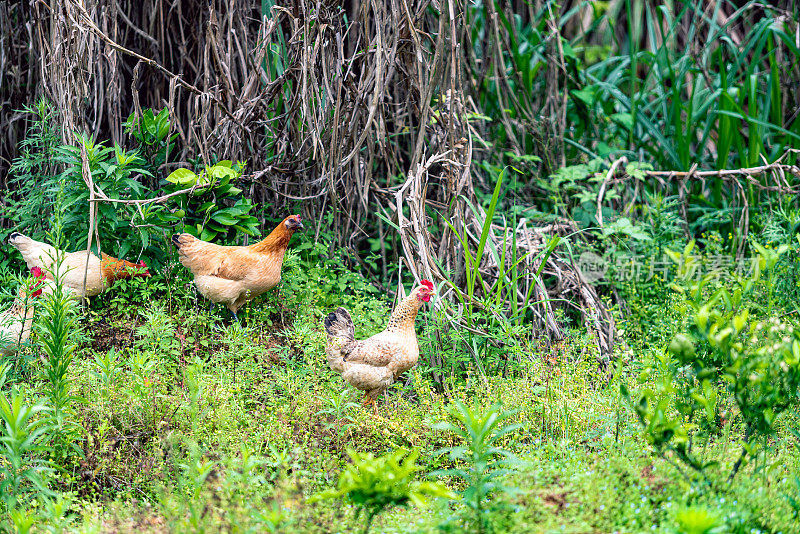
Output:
[
  {"xmin": 625, "ymin": 0, "xmax": 639, "ymax": 151},
  {"xmin": 496, "ymin": 229, "xmax": 508, "ymax": 307},
  {"xmin": 717, "ymin": 111, "xmax": 800, "ymax": 150},
  {"xmin": 767, "ymin": 33, "xmax": 782, "ymax": 129},
  {"xmin": 511, "ymin": 226, "xmax": 519, "ymax": 320},
  {"xmin": 716, "ymin": 56, "xmax": 734, "ymax": 171},
  {"xmin": 467, "ymin": 168, "xmax": 506, "ymax": 307},
  {"xmin": 518, "ymin": 234, "xmax": 561, "ymax": 326}
]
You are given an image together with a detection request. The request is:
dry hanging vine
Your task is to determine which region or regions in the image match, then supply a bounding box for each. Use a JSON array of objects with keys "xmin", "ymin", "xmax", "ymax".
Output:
[{"xmin": 0, "ymin": 0, "xmax": 620, "ymax": 365}]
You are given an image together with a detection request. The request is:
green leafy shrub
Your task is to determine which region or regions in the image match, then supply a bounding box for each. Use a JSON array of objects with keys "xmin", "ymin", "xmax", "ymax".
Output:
[
  {"xmin": 674, "ymin": 505, "xmax": 721, "ymax": 534},
  {"xmin": 95, "ymin": 265, "xmax": 171, "ymax": 318},
  {"xmin": 0, "ymin": 375, "xmax": 53, "ymax": 513},
  {"xmin": 36, "ymin": 249, "xmax": 83, "ymax": 464},
  {"xmin": 160, "ymin": 444, "xmax": 292, "ymax": 532},
  {"xmin": 55, "ymin": 133, "xmax": 160, "ymax": 261},
  {"xmin": 135, "ymin": 302, "xmax": 182, "ymax": 367},
  {"xmin": 92, "ymin": 348, "xmax": 123, "ymax": 396},
  {"xmin": 433, "ymin": 401, "xmax": 521, "ymax": 534},
  {"xmin": 161, "ymin": 160, "xmax": 260, "ymax": 242},
  {"xmin": 2, "ymin": 98, "xmax": 61, "ymax": 244},
  {"xmin": 280, "ymin": 239, "xmax": 383, "ymax": 313},
  {"xmin": 7, "ymin": 105, "xmax": 264, "ymax": 275},
  {"xmin": 312, "ymin": 448, "xmax": 454, "ymax": 534},
  {"xmin": 123, "ymin": 107, "xmax": 177, "ymax": 177},
  {"xmin": 788, "ymin": 474, "xmax": 800, "ymax": 521},
  {"xmin": 625, "ymin": 241, "xmax": 800, "ymax": 485},
  {"xmin": 315, "ymin": 388, "xmax": 360, "ymax": 449}
]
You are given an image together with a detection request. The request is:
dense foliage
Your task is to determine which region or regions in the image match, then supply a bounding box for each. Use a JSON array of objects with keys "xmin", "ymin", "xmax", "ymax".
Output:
[{"xmin": 0, "ymin": 1, "xmax": 799, "ymax": 533}]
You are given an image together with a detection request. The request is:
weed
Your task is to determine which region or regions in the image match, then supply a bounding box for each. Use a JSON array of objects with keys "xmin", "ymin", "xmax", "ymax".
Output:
[
  {"xmin": 0, "ymin": 383, "xmax": 53, "ymax": 512},
  {"xmin": 433, "ymin": 401, "xmax": 521, "ymax": 534},
  {"xmin": 674, "ymin": 505, "xmax": 720, "ymax": 534},
  {"xmin": 315, "ymin": 388, "xmax": 360, "ymax": 448},
  {"xmin": 625, "ymin": 241, "xmax": 800, "ymax": 488},
  {"xmin": 36, "ymin": 250, "xmax": 83, "ymax": 464},
  {"xmin": 312, "ymin": 448, "xmax": 454, "ymax": 534}
]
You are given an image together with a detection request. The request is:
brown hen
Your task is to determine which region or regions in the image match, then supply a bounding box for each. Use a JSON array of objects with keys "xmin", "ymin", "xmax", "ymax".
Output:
[{"xmin": 172, "ymin": 214, "xmax": 303, "ymax": 321}]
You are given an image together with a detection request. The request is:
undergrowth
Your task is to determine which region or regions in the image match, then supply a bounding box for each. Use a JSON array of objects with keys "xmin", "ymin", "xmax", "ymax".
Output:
[{"xmin": 0, "ymin": 237, "xmax": 796, "ymax": 533}]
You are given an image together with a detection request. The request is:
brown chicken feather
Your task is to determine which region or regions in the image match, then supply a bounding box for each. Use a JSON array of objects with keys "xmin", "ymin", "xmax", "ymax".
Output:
[
  {"xmin": 324, "ymin": 280, "xmax": 435, "ymax": 412},
  {"xmin": 8, "ymin": 232, "xmax": 150, "ymax": 298},
  {"xmin": 172, "ymin": 214, "xmax": 304, "ymax": 319},
  {"xmin": 100, "ymin": 253, "xmax": 151, "ymax": 285}
]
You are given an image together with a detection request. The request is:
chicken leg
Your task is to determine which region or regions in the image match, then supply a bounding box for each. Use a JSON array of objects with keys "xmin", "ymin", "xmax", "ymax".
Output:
[{"xmin": 361, "ymin": 392, "xmax": 380, "ymax": 415}]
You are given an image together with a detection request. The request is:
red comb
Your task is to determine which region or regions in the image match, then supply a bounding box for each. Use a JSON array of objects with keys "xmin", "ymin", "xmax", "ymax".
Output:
[{"xmin": 421, "ymin": 279, "xmax": 433, "ymax": 290}]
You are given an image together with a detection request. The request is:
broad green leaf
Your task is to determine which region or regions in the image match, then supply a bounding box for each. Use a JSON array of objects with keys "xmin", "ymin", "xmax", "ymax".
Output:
[{"xmin": 166, "ymin": 168, "xmax": 199, "ymax": 186}]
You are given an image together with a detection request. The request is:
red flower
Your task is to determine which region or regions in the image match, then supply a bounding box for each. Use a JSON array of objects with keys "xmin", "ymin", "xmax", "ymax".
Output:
[
  {"xmin": 28, "ymin": 267, "xmax": 45, "ymax": 298},
  {"xmin": 29, "ymin": 278, "xmax": 45, "ymax": 298}
]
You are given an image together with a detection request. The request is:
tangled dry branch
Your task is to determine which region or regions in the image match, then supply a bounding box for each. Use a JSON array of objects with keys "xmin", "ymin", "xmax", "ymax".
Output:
[
  {"xmin": 0, "ymin": 0, "xmax": 620, "ymax": 367},
  {"xmin": 597, "ymin": 152, "xmax": 800, "ymax": 256}
]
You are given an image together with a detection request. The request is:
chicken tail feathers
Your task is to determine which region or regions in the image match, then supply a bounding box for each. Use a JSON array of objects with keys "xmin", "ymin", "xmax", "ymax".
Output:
[
  {"xmin": 8, "ymin": 231, "xmax": 32, "ymax": 249},
  {"xmin": 324, "ymin": 307, "xmax": 355, "ymax": 373},
  {"xmin": 171, "ymin": 233, "xmax": 198, "ymax": 251},
  {"xmin": 323, "ymin": 307, "xmax": 355, "ymax": 342}
]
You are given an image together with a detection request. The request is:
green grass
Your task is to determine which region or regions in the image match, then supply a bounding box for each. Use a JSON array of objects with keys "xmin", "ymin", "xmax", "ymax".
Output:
[{"xmin": 0, "ymin": 250, "xmax": 797, "ymax": 533}]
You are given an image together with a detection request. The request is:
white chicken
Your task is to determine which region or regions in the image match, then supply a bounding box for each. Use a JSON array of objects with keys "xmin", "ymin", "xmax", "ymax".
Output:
[
  {"xmin": 0, "ymin": 267, "xmax": 49, "ymax": 358},
  {"xmin": 8, "ymin": 232, "xmax": 150, "ymax": 299}
]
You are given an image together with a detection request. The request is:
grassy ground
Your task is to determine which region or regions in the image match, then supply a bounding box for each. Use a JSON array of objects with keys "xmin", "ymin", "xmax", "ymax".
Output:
[{"xmin": 2, "ymin": 258, "xmax": 799, "ymax": 533}]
